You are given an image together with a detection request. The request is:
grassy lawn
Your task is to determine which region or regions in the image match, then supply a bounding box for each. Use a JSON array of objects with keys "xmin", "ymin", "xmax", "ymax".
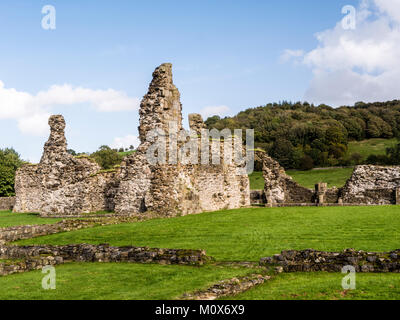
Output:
[
  {"xmin": 0, "ymin": 262, "xmax": 256, "ymax": 300},
  {"xmin": 224, "ymin": 272, "xmax": 400, "ymax": 300},
  {"xmin": 347, "ymin": 138, "xmax": 398, "ymax": 161},
  {"xmin": 16, "ymin": 206, "xmax": 400, "ymax": 262},
  {"xmin": 0, "ymin": 211, "xmax": 61, "ymax": 228},
  {"xmin": 286, "ymin": 168, "xmax": 354, "ymax": 189}
]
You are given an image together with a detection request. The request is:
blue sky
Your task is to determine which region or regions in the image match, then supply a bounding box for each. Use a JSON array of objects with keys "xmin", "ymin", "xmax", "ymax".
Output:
[{"xmin": 2, "ymin": 0, "xmax": 400, "ymax": 162}]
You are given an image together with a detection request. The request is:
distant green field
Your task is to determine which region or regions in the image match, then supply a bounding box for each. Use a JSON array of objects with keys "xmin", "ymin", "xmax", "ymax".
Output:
[
  {"xmin": 225, "ymin": 272, "xmax": 400, "ymax": 300},
  {"xmin": 249, "ymin": 168, "xmax": 354, "ymax": 190},
  {"xmin": 286, "ymin": 168, "xmax": 354, "ymax": 189},
  {"xmin": 0, "ymin": 211, "xmax": 61, "ymax": 228},
  {"xmin": 347, "ymin": 138, "xmax": 397, "ymax": 160}
]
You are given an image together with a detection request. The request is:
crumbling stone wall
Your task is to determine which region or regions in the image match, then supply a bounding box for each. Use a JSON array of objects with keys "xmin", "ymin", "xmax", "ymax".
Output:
[
  {"xmin": 0, "ymin": 197, "xmax": 15, "ymax": 211},
  {"xmin": 14, "ymin": 63, "xmax": 250, "ymax": 217},
  {"xmin": 341, "ymin": 165, "xmax": 400, "ymax": 205},
  {"xmin": 0, "ymin": 244, "xmax": 209, "ymax": 266},
  {"xmin": 260, "ymin": 151, "xmax": 316, "ymax": 205},
  {"xmin": 260, "ymin": 249, "xmax": 400, "ymax": 273},
  {"xmin": 13, "ymin": 116, "xmax": 120, "ymax": 215},
  {"xmin": 115, "ymin": 63, "xmax": 249, "ymax": 216}
]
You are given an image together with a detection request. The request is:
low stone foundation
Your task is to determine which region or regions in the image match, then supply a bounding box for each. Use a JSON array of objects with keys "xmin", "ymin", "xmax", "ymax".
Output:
[
  {"xmin": 0, "ymin": 256, "xmax": 62, "ymax": 276},
  {"xmin": 260, "ymin": 249, "xmax": 400, "ymax": 273},
  {"xmin": 0, "ymin": 197, "xmax": 15, "ymax": 211},
  {"xmin": 0, "ymin": 244, "xmax": 210, "ymax": 266},
  {"xmin": 0, "ymin": 216, "xmax": 143, "ymax": 243},
  {"xmin": 181, "ymin": 274, "xmax": 271, "ymax": 300}
]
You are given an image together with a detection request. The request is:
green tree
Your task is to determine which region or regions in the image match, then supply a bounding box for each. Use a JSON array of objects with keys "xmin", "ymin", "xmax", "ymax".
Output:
[
  {"xmin": 0, "ymin": 148, "xmax": 24, "ymax": 197},
  {"xmin": 90, "ymin": 146, "xmax": 123, "ymax": 170}
]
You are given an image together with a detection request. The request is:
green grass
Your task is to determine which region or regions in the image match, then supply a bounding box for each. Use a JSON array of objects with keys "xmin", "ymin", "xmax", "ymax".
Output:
[
  {"xmin": 0, "ymin": 211, "xmax": 61, "ymax": 228},
  {"xmin": 249, "ymin": 171, "xmax": 264, "ymax": 190},
  {"xmin": 286, "ymin": 168, "xmax": 354, "ymax": 189},
  {"xmin": 249, "ymin": 168, "xmax": 354, "ymax": 190},
  {"xmin": 347, "ymin": 138, "xmax": 398, "ymax": 160},
  {"xmin": 224, "ymin": 272, "xmax": 400, "ymax": 300},
  {"xmin": 0, "ymin": 262, "xmax": 256, "ymax": 300},
  {"xmin": 15, "ymin": 206, "xmax": 400, "ymax": 262}
]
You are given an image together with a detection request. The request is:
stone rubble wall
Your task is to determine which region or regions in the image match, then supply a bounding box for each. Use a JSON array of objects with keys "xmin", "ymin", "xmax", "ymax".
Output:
[
  {"xmin": 260, "ymin": 152, "xmax": 399, "ymax": 207},
  {"xmin": 341, "ymin": 165, "xmax": 400, "ymax": 205},
  {"xmin": 0, "ymin": 197, "xmax": 15, "ymax": 211},
  {"xmin": 181, "ymin": 274, "xmax": 271, "ymax": 300},
  {"xmin": 0, "ymin": 256, "xmax": 63, "ymax": 276},
  {"xmin": 260, "ymin": 249, "xmax": 400, "ymax": 273},
  {"xmin": 0, "ymin": 217, "xmax": 142, "ymax": 243},
  {"xmin": 14, "ymin": 63, "xmax": 250, "ymax": 217},
  {"xmin": 0, "ymin": 244, "xmax": 210, "ymax": 266}
]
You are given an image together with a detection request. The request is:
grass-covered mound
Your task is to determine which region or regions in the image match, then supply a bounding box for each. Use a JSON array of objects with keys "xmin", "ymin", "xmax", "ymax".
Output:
[{"xmin": 16, "ymin": 206, "xmax": 400, "ymax": 262}]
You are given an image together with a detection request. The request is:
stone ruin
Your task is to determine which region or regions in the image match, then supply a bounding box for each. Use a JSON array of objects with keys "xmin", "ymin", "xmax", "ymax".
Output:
[
  {"xmin": 257, "ymin": 149, "xmax": 400, "ymax": 206},
  {"xmin": 13, "ymin": 63, "xmax": 250, "ymax": 216},
  {"xmin": 12, "ymin": 63, "xmax": 400, "ymax": 215}
]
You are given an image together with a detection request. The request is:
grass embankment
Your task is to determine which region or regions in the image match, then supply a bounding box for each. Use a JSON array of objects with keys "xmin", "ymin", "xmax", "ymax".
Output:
[
  {"xmin": 224, "ymin": 272, "xmax": 400, "ymax": 300},
  {"xmin": 0, "ymin": 211, "xmax": 61, "ymax": 228},
  {"xmin": 0, "ymin": 263, "xmax": 256, "ymax": 300},
  {"xmin": 15, "ymin": 206, "xmax": 400, "ymax": 262},
  {"xmin": 249, "ymin": 167, "xmax": 354, "ymax": 190}
]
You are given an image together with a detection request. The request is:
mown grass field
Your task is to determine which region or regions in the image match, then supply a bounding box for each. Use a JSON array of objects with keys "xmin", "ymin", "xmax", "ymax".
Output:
[
  {"xmin": 347, "ymin": 138, "xmax": 397, "ymax": 160},
  {"xmin": 16, "ymin": 206, "xmax": 400, "ymax": 262},
  {"xmin": 2, "ymin": 205, "xmax": 400, "ymax": 300},
  {"xmin": 249, "ymin": 167, "xmax": 354, "ymax": 190},
  {"xmin": 0, "ymin": 211, "xmax": 61, "ymax": 228},
  {"xmin": 0, "ymin": 263, "xmax": 256, "ymax": 300},
  {"xmin": 224, "ymin": 272, "xmax": 400, "ymax": 300}
]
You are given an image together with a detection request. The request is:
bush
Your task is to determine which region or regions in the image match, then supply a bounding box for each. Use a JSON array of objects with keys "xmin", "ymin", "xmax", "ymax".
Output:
[
  {"xmin": 90, "ymin": 146, "xmax": 123, "ymax": 170},
  {"xmin": 0, "ymin": 148, "xmax": 24, "ymax": 197}
]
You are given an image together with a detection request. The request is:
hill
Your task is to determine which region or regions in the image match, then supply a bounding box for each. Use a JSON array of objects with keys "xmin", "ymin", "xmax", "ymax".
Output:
[{"xmin": 206, "ymin": 100, "xmax": 400, "ymax": 169}]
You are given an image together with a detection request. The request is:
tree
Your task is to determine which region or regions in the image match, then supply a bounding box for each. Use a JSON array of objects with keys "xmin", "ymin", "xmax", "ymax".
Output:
[
  {"xmin": 90, "ymin": 146, "xmax": 123, "ymax": 170},
  {"xmin": 0, "ymin": 148, "xmax": 24, "ymax": 197}
]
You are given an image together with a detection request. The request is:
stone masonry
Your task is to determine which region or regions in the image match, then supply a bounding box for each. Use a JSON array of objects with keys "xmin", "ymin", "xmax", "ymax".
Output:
[
  {"xmin": 0, "ymin": 197, "xmax": 15, "ymax": 211},
  {"xmin": 13, "ymin": 63, "xmax": 250, "ymax": 216},
  {"xmin": 260, "ymin": 249, "xmax": 400, "ymax": 273}
]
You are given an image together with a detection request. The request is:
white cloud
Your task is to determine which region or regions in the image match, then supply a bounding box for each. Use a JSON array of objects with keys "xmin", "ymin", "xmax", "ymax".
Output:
[
  {"xmin": 111, "ymin": 135, "xmax": 140, "ymax": 150},
  {"xmin": 280, "ymin": 49, "xmax": 305, "ymax": 63},
  {"xmin": 283, "ymin": 0, "xmax": 400, "ymax": 106},
  {"xmin": 0, "ymin": 82, "xmax": 140, "ymax": 136},
  {"xmin": 200, "ymin": 105, "xmax": 230, "ymax": 119}
]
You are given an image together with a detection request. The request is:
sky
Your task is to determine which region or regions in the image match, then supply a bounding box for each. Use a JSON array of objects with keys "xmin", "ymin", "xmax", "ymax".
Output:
[{"xmin": 1, "ymin": 0, "xmax": 399, "ymax": 162}]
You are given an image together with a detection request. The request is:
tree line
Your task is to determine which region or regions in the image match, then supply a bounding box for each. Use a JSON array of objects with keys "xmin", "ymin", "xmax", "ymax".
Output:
[{"xmin": 205, "ymin": 100, "xmax": 400, "ymax": 170}]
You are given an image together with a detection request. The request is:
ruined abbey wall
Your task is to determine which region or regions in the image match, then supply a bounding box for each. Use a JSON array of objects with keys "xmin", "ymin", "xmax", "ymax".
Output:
[
  {"xmin": 341, "ymin": 165, "xmax": 400, "ymax": 205},
  {"xmin": 260, "ymin": 150, "xmax": 399, "ymax": 206},
  {"xmin": 13, "ymin": 63, "xmax": 249, "ymax": 216}
]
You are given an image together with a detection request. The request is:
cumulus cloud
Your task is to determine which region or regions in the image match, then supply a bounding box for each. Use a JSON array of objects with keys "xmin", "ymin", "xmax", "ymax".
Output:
[
  {"xmin": 111, "ymin": 135, "xmax": 140, "ymax": 150},
  {"xmin": 283, "ymin": 0, "xmax": 400, "ymax": 106},
  {"xmin": 200, "ymin": 105, "xmax": 231, "ymax": 119},
  {"xmin": 0, "ymin": 82, "xmax": 140, "ymax": 136}
]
